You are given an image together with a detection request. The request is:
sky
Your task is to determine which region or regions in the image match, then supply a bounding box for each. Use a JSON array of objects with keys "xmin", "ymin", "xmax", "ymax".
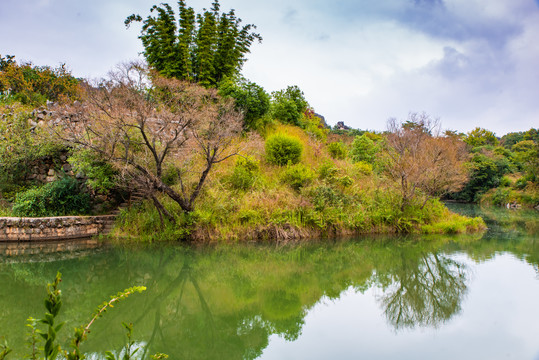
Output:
[{"xmin": 1, "ymin": 0, "xmax": 538, "ymax": 135}]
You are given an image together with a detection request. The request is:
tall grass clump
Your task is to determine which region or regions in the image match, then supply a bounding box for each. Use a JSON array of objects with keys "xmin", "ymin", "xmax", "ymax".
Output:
[
  {"xmin": 229, "ymin": 156, "xmax": 260, "ymax": 190},
  {"xmin": 115, "ymin": 199, "xmax": 192, "ymax": 242}
]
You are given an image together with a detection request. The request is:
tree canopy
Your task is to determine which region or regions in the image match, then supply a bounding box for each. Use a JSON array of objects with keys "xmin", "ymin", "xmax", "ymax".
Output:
[
  {"xmin": 125, "ymin": 0, "xmax": 262, "ymax": 88},
  {"xmin": 382, "ymin": 113, "xmax": 469, "ymax": 209},
  {"xmin": 218, "ymin": 76, "xmax": 270, "ymax": 131},
  {"xmin": 56, "ymin": 62, "xmax": 243, "ymax": 219}
]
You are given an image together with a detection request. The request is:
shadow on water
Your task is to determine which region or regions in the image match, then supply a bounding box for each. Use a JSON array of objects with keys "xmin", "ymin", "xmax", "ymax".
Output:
[{"xmin": 0, "ymin": 204, "xmax": 537, "ymax": 359}]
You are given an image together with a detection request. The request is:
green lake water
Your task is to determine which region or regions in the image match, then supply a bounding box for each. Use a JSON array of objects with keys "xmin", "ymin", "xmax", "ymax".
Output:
[{"xmin": 0, "ymin": 204, "xmax": 538, "ymax": 359}]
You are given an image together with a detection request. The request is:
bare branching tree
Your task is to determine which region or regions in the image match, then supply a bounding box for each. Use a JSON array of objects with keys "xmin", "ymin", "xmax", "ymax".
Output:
[
  {"xmin": 383, "ymin": 112, "xmax": 468, "ymax": 209},
  {"xmin": 56, "ymin": 62, "xmax": 243, "ymax": 222}
]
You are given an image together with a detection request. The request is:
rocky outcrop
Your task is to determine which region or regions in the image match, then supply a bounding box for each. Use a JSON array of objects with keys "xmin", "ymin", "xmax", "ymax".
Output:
[{"xmin": 334, "ymin": 121, "xmax": 351, "ymax": 130}]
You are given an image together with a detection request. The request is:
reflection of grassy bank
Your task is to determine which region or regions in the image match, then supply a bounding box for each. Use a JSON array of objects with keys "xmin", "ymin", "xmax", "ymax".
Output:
[
  {"xmin": 445, "ymin": 203, "xmax": 539, "ymax": 268},
  {"xmin": 1, "ymin": 228, "xmax": 517, "ymax": 359},
  {"xmin": 446, "ymin": 202, "xmax": 539, "ymax": 235}
]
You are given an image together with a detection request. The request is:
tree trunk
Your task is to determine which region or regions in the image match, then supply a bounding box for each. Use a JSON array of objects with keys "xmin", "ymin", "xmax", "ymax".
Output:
[{"xmin": 151, "ymin": 194, "xmax": 176, "ymax": 225}]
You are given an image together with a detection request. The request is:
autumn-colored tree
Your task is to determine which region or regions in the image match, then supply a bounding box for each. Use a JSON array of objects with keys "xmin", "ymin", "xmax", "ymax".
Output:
[
  {"xmin": 0, "ymin": 54, "xmax": 15, "ymax": 71},
  {"xmin": 56, "ymin": 62, "xmax": 242, "ymax": 222},
  {"xmin": 125, "ymin": 0, "xmax": 261, "ymax": 88},
  {"xmin": 383, "ymin": 113, "xmax": 468, "ymax": 209},
  {"xmin": 0, "ymin": 57, "xmax": 79, "ymax": 105}
]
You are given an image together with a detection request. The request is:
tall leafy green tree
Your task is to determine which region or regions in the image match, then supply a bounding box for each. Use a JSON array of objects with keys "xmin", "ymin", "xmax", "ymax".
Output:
[
  {"xmin": 126, "ymin": 0, "xmax": 261, "ymax": 88},
  {"xmin": 271, "ymin": 85, "xmax": 309, "ymax": 126},
  {"xmin": 464, "ymin": 127, "xmax": 499, "ymax": 148},
  {"xmin": 218, "ymin": 76, "xmax": 270, "ymax": 131}
]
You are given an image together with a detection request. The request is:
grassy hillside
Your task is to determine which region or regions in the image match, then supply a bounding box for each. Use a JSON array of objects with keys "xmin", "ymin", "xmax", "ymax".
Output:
[
  {"xmin": 114, "ymin": 123, "xmax": 485, "ymax": 242},
  {"xmin": 0, "ymin": 59, "xmax": 491, "ymax": 242}
]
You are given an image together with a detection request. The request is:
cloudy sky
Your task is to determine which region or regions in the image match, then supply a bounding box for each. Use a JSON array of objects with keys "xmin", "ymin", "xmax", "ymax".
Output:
[{"xmin": 1, "ymin": 0, "xmax": 538, "ymax": 135}]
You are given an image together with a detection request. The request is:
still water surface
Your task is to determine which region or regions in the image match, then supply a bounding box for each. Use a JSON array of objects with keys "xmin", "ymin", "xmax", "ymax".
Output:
[{"xmin": 0, "ymin": 204, "xmax": 538, "ymax": 359}]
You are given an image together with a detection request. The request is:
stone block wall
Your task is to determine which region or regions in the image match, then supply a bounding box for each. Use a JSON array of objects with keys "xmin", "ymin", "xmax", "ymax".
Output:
[{"xmin": 0, "ymin": 215, "xmax": 115, "ymax": 242}]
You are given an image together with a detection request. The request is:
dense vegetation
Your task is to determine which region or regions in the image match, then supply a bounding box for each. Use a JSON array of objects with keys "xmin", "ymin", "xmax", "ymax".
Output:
[
  {"xmin": 2, "ymin": 0, "xmax": 537, "ymax": 242},
  {"xmin": 448, "ymin": 127, "xmax": 539, "ymax": 206},
  {"xmin": 3, "ymin": 50, "xmax": 538, "ymax": 241}
]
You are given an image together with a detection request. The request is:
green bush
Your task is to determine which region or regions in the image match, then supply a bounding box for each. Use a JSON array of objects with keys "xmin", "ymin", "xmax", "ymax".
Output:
[
  {"xmin": 327, "ymin": 141, "xmax": 347, "ymax": 159},
  {"xmin": 12, "ymin": 177, "xmax": 91, "ymax": 217},
  {"xmin": 350, "ymin": 134, "xmax": 377, "ymax": 164},
  {"xmin": 490, "ymin": 188, "xmax": 511, "ymax": 206},
  {"xmin": 230, "ymin": 156, "xmax": 260, "ymax": 190},
  {"xmin": 449, "ymin": 151, "xmax": 511, "ymax": 202},
  {"xmin": 514, "ymin": 177, "xmax": 528, "ymax": 190},
  {"xmin": 68, "ymin": 150, "xmax": 117, "ymax": 194},
  {"xmin": 308, "ymin": 185, "xmax": 346, "ymax": 211},
  {"xmin": 318, "ymin": 162, "xmax": 340, "ymax": 181},
  {"xmin": 237, "ymin": 209, "xmax": 263, "ymax": 225},
  {"xmin": 353, "ymin": 161, "xmax": 373, "ymax": 176},
  {"xmin": 162, "ymin": 166, "xmax": 180, "ymax": 186},
  {"xmin": 265, "ymin": 134, "xmax": 303, "ymax": 166},
  {"xmin": 499, "ymin": 176, "xmax": 512, "ymax": 187},
  {"xmin": 280, "ymin": 163, "xmax": 314, "ymax": 191},
  {"xmin": 338, "ymin": 175, "xmax": 353, "ymax": 188},
  {"xmin": 317, "ymin": 162, "xmax": 353, "ymax": 188}
]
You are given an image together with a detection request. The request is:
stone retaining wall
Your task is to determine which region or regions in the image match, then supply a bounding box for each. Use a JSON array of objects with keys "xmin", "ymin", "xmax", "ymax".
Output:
[{"xmin": 0, "ymin": 215, "xmax": 115, "ymax": 242}]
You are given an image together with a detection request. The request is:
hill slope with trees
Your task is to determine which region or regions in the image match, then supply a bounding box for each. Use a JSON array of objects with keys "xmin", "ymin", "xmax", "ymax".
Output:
[{"xmin": 6, "ymin": 0, "xmax": 537, "ymax": 241}]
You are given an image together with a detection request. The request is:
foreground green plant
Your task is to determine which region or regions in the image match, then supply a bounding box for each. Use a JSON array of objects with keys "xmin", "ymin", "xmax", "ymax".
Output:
[
  {"xmin": 0, "ymin": 338, "xmax": 11, "ymax": 360},
  {"xmin": 0, "ymin": 272, "xmax": 167, "ymax": 359},
  {"xmin": 104, "ymin": 323, "xmax": 139, "ymax": 360},
  {"xmin": 66, "ymin": 285, "xmax": 147, "ymax": 360}
]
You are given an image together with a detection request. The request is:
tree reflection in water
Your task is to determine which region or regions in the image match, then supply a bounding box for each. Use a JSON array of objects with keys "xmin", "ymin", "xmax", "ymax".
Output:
[
  {"xmin": 375, "ymin": 251, "xmax": 468, "ymax": 330},
  {"xmin": 0, "ymin": 240, "xmax": 470, "ymax": 359}
]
